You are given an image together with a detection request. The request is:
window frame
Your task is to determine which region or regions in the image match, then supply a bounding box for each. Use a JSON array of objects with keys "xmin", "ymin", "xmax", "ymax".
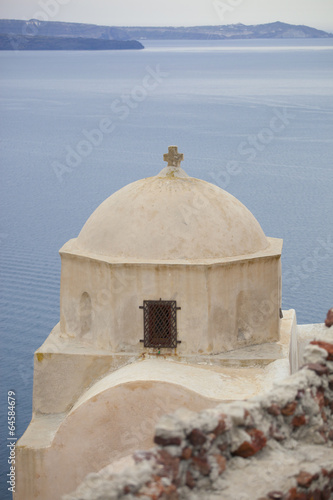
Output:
[{"xmin": 140, "ymin": 299, "xmax": 181, "ymax": 349}]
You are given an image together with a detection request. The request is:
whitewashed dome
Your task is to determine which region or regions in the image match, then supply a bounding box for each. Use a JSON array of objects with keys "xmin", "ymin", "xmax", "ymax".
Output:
[{"xmin": 75, "ymin": 147, "xmax": 269, "ymax": 261}]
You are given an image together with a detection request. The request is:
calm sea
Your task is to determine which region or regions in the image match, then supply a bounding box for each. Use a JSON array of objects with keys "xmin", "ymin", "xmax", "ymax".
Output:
[{"xmin": 0, "ymin": 39, "xmax": 333, "ymax": 498}]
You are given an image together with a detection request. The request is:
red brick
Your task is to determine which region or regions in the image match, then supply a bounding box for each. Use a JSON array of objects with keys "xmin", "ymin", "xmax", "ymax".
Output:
[
  {"xmin": 248, "ymin": 428, "xmax": 267, "ymax": 446},
  {"xmin": 232, "ymin": 428, "xmax": 267, "ymax": 458},
  {"xmin": 292, "ymin": 414, "xmax": 306, "ymax": 427},
  {"xmin": 154, "ymin": 436, "xmax": 182, "ymax": 447},
  {"xmin": 281, "ymin": 401, "xmax": 297, "ymax": 416},
  {"xmin": 181, "ymin": 447, "xmax": 192, "ymax": 460},
  {"xmin": 212, "ymin": 415, "xmax": 227, "ymax": 436},
  {"xmin": 232, "ymin": 440, "xmax": 256, "ymax": 458},
  {"xmin": 324, "ymin": 309, "xmax": 333, "ymax": 328},
  {"xmin": 296, "ymin": 470, "xmax": 319, "ymax": 488},
  {"xmin": 267, "ymin": 403, "xmax": 281, "ymax": 416},
  {"xmin": 188, "ymin": 428, "xmax": 207, "ymax": 446}
]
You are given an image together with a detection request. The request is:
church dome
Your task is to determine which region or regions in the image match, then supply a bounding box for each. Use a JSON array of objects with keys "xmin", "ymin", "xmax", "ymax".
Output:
[{"xmin": 75, "ymin": 147, "xmax": 269, "ymax": 261}]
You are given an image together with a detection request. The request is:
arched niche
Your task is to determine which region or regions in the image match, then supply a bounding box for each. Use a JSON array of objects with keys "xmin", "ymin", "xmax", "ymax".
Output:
[{"xmin": 79, "ymin": 292, "xmax": 92, "ymax": 337}]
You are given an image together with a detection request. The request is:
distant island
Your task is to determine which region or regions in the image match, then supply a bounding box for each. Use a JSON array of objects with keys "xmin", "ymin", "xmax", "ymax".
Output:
[
  {"xmin": 0, "ymin": 33, "xmax": 143, "ymax": 51},
  {"xmin": 0, "ymin": 19, "xmax": 144, "ymax": 50},
  {"xmin": 0, "ymin": 19, "xmax": 332, "ymax": 51},
  {"xmin": 109, "ymin": 21, "xmax": 333, "ymax": 40}
]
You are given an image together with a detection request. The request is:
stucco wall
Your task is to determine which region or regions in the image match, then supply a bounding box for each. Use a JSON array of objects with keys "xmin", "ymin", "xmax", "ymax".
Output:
[
  {"xmin": 14, "ymin": 310, "xmax": 295, "ymax": 500},
  {"xmin": 64, "ymin": 328, "xmax": 333, "ymax": 500},
  {"xmin": 59, "ymin": 252, "xmax": 281, "ymax": 354},
  {"xmin": 15, "ymin": 380, "xmax": 220, "ymax": 500}
]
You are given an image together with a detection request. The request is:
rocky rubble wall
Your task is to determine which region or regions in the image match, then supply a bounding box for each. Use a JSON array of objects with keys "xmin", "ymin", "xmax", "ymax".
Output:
[{"xmin": 64, "ymin": 329, "xmax": 333, "ymax": 500}]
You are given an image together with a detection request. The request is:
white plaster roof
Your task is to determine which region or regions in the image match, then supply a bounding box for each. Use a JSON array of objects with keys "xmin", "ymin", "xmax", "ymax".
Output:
[
  {"xmin": 74, "ymin": 164, "xmax": 269, "ymax": 261},
  {"xmin": 71, "ymin": 358, "xmax": 290, "ymax": 414}
]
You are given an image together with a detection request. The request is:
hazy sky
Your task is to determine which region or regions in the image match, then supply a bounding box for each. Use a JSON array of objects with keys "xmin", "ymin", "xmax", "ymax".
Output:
[{"xmin": 0, "ymin": 0, "xmax": 332, "ymax": 31}]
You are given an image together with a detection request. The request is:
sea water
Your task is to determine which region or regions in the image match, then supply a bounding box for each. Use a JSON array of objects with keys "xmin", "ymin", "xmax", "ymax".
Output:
[{"xmin": 0, "ymin": 39, "xmax": 332, "ymax": 498}]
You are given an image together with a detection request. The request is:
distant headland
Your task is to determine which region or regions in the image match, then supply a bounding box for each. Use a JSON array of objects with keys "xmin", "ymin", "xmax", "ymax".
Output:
[
  {"xmin": 0, "ymin": 33, "xmax": 144, "ymax": 51},
  {"xmin": 107, "ymin": 21, "xmax": 333, "ymax": 40},
  {"xmin": 0, "ymin": 19, "xmax": 332, "ymax": 51},
  {"xmin": 0, "ymin": 19, "xmax": 144, "ymax": 50}
]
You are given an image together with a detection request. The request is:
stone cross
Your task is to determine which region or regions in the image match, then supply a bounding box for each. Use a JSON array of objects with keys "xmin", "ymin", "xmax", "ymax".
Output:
[{"xmin": 163, "ymin": 146, "xmax": 184, "ymax": 168}]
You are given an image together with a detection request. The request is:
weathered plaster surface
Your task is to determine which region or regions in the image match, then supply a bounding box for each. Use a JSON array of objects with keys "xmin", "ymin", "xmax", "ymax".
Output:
[
  {"xmin": 15, "ymin": 313, "xmax": 297, "ymax": 500},
  {"xmin": 64, "ymin": 328, "xmax": 333, "ymax": 500},
  {"xmin": 58, "ymin": 243, "xmax": 282, "ymax": 354},
  {"xmin": 31, "ymin": 310, "xmax": 296, "ymax": 416},
  {"xmin": 74, "ymin": 166, "xmax": 269, "ymax": 261}
]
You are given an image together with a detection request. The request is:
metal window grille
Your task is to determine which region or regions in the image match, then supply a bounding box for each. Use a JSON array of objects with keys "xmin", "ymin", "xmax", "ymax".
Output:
[{"xmin": 140, "ymin": 299, "xmax": 180, "ymax": 348}]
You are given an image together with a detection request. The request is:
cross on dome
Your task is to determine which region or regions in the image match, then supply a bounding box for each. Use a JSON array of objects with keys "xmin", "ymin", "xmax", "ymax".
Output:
[{"xmin": 163, "ymin": 146, "xmax": 184, "ymax": 168}]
